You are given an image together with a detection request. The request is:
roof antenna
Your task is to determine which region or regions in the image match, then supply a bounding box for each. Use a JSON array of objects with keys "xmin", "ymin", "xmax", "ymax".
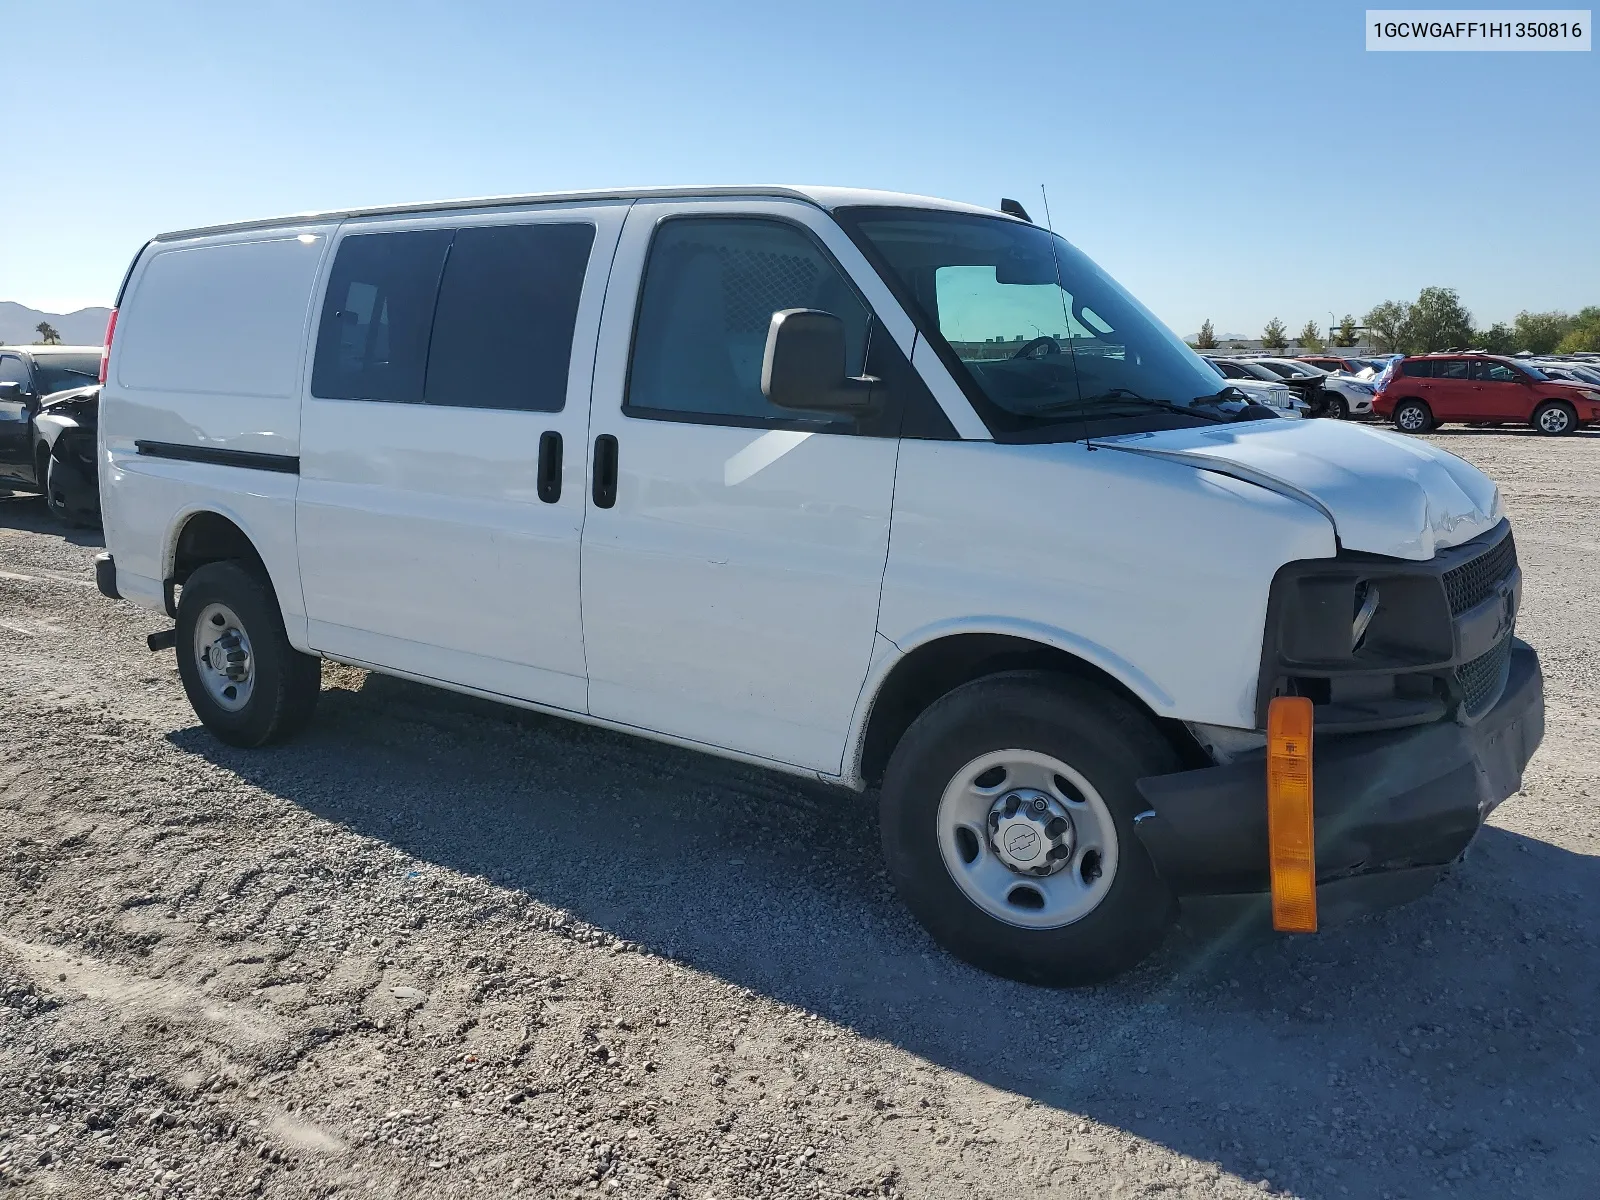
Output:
[
  {"xmin": 999, "ymin": 198, "xmax": 1032, "ymax": 223},
  {"xmin": 1038, "ymin": 184, "xmax": 1056, "ymax": 233}
]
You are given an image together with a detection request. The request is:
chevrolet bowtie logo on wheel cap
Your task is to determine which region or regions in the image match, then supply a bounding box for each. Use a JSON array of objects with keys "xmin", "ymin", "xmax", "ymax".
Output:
[{"xmin": 1004, "ymin": 827, "xmax": 1041, "ymax": 860}]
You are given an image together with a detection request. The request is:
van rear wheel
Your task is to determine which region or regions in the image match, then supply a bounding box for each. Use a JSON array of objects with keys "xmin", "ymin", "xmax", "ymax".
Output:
[
  {"xmin": 175, "ymin": 561, "xmax": 321, "ymax": 747},
  {"xmin": 879, "ymin": 671, "xmax": 1179, "ymax": 986}
]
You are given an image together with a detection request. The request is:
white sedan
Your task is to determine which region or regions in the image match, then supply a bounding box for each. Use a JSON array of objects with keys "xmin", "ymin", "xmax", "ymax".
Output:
[{"xmin": 1249, "ymin": 358, "xmax": 1376, "ymax": 417}]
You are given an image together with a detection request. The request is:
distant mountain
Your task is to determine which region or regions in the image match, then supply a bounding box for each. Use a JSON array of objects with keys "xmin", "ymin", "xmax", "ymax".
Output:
[{"xmin": 0, "ymin": 302, "xmax": 113, "ymax": 348}]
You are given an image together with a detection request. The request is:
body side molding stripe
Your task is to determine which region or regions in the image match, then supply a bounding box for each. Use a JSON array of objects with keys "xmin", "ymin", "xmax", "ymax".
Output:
[{"xmin": 134, "ymin": 441, "xmax": 300, "ymax": 474}]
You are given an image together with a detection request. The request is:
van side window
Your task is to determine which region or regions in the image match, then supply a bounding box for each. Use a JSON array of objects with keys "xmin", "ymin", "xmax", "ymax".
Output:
[
  {"xmin": 311, "ymin": 229, "xmax": 453, "ymax": 404},
  {"xmin": 424, "ymin": 223, "xmax": 595, "ymax": 412},
  {"xmin": 625, "ymin": 217, "xmax": 872, "ymax": 429}
]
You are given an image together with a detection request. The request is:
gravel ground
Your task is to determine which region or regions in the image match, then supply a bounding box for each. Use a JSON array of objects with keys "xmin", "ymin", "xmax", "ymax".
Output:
[{"xmin": 0, "ymin": 428, "xmax": 1596, "ymax": 1200}]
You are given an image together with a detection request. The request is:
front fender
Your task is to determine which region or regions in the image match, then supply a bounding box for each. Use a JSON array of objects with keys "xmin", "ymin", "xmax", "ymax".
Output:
[{"xmin": 837, "ymin": 618, "xmax": 1178, "ymax": 791}]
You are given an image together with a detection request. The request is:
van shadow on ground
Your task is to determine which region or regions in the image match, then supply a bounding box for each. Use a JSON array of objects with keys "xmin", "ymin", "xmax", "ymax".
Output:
[{"xmin": 171, "ymin": 671, "xmax": 1598, "ymax": 1199}]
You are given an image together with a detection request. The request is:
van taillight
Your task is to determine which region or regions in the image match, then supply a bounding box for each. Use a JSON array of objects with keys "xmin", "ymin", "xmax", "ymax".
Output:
[{"xmin": 99, "ymin": 308, "xmax": 118, "ymax": 385}]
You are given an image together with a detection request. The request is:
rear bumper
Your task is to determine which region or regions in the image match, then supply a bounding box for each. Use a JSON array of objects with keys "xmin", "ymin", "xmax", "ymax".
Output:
[{"xmin": 1133, "ymin": 639, "xmax": 1543, "ymax": 905}]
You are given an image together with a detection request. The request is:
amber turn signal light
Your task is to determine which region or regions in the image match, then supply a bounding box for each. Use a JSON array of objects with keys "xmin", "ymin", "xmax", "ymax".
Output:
[{"xmin": 1266, "ymin": 696, "xmax": 1317, "ymax": 933}]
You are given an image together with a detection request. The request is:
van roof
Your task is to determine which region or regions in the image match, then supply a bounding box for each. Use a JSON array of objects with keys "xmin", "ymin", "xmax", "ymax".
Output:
[
  {"xmin": 150, "ymin": 186, "xmax": 1013, "ymax": 243},
  {"xmin": 2, "ymin": 344, "xmax": 101, "ymax": 356}
]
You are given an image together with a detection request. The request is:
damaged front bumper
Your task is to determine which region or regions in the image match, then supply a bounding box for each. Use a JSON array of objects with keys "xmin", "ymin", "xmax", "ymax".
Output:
[{"xmin": 1132, "ymin": 639, "xmax": 1544, "ymax": 917}]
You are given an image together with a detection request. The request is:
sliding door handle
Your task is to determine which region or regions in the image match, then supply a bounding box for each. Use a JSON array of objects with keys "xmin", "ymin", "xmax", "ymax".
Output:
[
  {"xmin": 537, "ymin": 431, "xmax": 562, "ymax": 503},
  {"xmin": 592, "ymin": 434, "xmax": 618, "ymax": 509}
]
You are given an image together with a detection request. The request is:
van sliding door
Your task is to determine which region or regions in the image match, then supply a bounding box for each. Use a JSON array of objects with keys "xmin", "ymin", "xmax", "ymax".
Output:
[{"xmin": 295, "ymin": 203, "xmax": 626, "ymax": 711}]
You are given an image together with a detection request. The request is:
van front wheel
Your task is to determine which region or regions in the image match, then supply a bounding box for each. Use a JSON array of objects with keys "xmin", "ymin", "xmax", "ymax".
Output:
[
  {"xmin": 879, "ymin": 672, "xmax": 1180, "ymax": 986},
  {"xmin": 175, "ymin": 561, "xmax": 321, "ymax": 747}
]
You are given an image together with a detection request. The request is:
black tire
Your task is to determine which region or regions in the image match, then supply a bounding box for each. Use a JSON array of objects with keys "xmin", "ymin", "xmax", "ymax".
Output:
[
  {"xmin": 879, "ymin": 671, "xmax": 1180, "ymax": 986},
  {"xmin": 175, "ymin": 560, "xmax": 321, "ymax": 748},
  {"xmin": 1531, "ymin": 400, "xmax": 1576, "ymax": 436},
  {"xmin": 1392, "ymin": 398, "xmax": 1433, "ymax": 434},
  {"xmin": 1324, "ymin": 394, "xmax": 1349, "ymax": 420},
  {"xmin": 44, "ymin": 450, "xmax": 96, "ymax": 528}
]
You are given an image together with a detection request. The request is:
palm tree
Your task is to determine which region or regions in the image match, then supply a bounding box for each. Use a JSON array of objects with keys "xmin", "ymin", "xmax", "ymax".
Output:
[{"xmin": 35, "ymin": 321, "xmax": 62, "ymax": 345}]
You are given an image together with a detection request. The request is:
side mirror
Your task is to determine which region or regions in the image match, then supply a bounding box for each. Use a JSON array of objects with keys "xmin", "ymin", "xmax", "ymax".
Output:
[
  {"xmin": 760, "ymin": 309, "xmax": 876, "ymax": 413},
  {"xmin": 0, "ymin": 382, "xmax": 22, "ymax": 402}
]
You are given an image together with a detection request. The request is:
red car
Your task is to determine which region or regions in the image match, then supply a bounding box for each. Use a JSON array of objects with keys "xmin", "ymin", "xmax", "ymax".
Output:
[{"xmin": 1375, "ymin": 353, "xmax": 1600, "ymax": 436}]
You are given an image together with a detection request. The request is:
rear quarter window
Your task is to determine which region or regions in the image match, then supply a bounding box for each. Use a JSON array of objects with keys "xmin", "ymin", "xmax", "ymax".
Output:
[
  {"xmin": 116, "ymin": 235, "xmax": 330, "ymax": 397},
  {"xmin": 1401, "ymin": 360, "xmax": 1432, "ymax": 378}
]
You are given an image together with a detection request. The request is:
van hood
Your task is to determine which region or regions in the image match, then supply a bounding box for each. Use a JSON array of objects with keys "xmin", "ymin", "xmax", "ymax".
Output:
[{"xmin": 1098, "ymin": 420, "xmax": 1502, "ymax": 560}]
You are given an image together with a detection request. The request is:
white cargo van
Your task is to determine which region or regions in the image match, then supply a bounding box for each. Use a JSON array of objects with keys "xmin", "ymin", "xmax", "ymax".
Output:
[{"xmin": 94, "ymin": 187, "xmax": 1543, "ymax": 984}]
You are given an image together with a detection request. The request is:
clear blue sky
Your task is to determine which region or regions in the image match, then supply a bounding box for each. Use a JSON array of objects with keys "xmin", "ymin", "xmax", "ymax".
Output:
[{"xmin": 4, "ymin": 1, "xmax": 1594, "ymax": 338}]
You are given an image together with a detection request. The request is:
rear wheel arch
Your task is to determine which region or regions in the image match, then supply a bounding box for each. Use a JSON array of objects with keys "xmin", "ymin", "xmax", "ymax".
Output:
[
  {"xmin": 855, "ymin": 632, "xmax": 1205, "ymax": 788},
  {"xmin": 167, "ymin": 509, "xmax": 273, "ymax": 592}
]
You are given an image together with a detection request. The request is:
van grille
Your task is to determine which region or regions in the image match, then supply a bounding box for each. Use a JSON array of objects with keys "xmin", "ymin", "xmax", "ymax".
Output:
[
  {"xmin": 1442, "ymin": 532, "xmax": 1517, "ymax": 616},
  {"xmin": 1458, "ymin": 636, "xmax": 1512, "ymax": 718}
]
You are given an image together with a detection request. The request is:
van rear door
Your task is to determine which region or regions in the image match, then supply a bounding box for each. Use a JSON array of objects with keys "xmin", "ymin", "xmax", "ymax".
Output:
[{"xmin": 296, "ymin": 203, "xmax": 625, "ymax": 711}]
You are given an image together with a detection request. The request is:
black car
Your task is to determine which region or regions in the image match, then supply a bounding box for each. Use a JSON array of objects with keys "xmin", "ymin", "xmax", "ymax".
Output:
[{"xmin": 0, "ymin": 345, "xmax": 102, "ymax": 525}]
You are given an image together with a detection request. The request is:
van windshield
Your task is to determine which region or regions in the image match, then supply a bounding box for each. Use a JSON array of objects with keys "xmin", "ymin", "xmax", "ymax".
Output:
[{"xmin": 835, "ymin": 207, "xmax": 1241, "ymax": 438}]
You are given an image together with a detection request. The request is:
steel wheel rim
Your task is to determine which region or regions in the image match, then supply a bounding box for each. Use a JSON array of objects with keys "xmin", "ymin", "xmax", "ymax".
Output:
[
  {"xmin": 1540, "ymin": 407, "xmax": 1568, "ymax": 433},
  {"xmin": 192, "ymin": 602, "xmax": 255, "ymax": 712},
  {"xmin": 1398, "ymin": 406, "xmax": 1424, "ymax": 431},
  {"xmin": 936, "ymin": 749, "xmax": 1119, "ymax": 930}
]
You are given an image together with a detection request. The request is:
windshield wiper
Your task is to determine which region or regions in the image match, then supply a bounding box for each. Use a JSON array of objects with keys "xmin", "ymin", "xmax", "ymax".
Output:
[{"xmin": 1027, "ymin": 388, "xmax": 1229, "ymax": 422}]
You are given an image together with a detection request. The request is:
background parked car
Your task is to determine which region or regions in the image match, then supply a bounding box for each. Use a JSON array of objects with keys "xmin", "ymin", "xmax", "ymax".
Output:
[
  {"xmin": 1249, "ymin": 357, "xmax": 1376, "ymax": 418},
  {"xmin": 1532, "ymin": 359, "xmax": 1600, "ymax": 388},
  {"xmin": 0, "ymin": 345, "xmax": 102, "ymax": 524},
  {"xmin": 1374, "ymin": 353, "xmax": 1600, "ymax": 435},
  {"xmin": 1297, "ymin": 354, "xmax": 1377, "ymax": 379},
  {"xmin": 1207, "ymin": 356, "xmax": 1326, "ymax": 415},
  {"xmin": 31, "ymin": 384, "xmax": 101, "ymax": 525},
  {"xmin": 1200, "ymin": 356, "xmax": 1308, "ymax": 417}
]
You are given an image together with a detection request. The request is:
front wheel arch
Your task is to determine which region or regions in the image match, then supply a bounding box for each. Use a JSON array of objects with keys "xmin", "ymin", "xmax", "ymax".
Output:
[{"xmin": 855, "ymin": 632, "xmax": 1205, "ymax": 789}]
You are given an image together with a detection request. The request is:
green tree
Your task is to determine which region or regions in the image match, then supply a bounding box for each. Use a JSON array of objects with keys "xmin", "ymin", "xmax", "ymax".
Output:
[
  {"xmin": 1513, "ymin": 310, "xmax": 1575, "ymax": 355},
  {"xmin": 1297, "ymin": 320, "xmax": 1324, "ymax": 352},
  {"xmin": 1555, "ymin": 306, "xmax": 1600, "ymax": 353},
  {"xmin": 34, "ymin": 321, "xmax": 61, "ymax": 345},
  {"xmin": 1475, "ymin": 322, "xmax": 1517, "ymax": 355},
  {"xmin": 1334, "ymin": 314, "xmax": 1359, "ymax": 347},
  {"xmin": 1195, "ymin": 319, "xmax": 1218, "ymax": 350},
  {"xmin": 1408, "ymin": 287, "xmax": 1474, "ymax": 352},
  {"xmin": 1262, "ymin": 317, "xmax": 1288, "ymax": 352},
  {"xmin": 1364, "ymin": 300, "xmax": 1411, "ymax": 353}
]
